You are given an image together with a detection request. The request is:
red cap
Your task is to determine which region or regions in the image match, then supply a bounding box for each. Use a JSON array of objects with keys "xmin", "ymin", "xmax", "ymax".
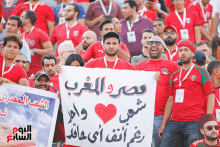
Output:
[
  {"xmin": 163, "ymin": 25, "xmax": 178, "ymax": 33},
  {"xmin": 177, "ymin": 39, "xmax": 196, "ymax": 53},
  {"xmin": 199, "ymin": 114, "xmax": 216, "ymax": 128}
]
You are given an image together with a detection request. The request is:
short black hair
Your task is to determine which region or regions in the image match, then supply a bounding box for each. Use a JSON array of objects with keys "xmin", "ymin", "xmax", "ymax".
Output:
[
  {"xmin": 105, "ymin": 16, "xmax": 114, "ymax": 21},
  {"xmin": 142, "ymin": 29, "xmax": 156, "ymax": 36},
  {"xmin": 24, "ymin": 10, "xmax": 37, "ymax": 25},
  {"xmin": 65, "ymin": 53, "xmax": 84, "ymax": 66},
  {"xmin": 154, "ymin": 18, "xmax": 165, "ymax": 25},
  {"xmin": 3, "ymin": 34, "xmax": 23, "ymax": 49},
  {"xmin": 8, "ymin": 15, "xmax": 22, "ymax": 28},
  {"xmin": 207, "ymin": 61, "xmax": 220, "ymax": 76},
  {"xmin": 123, "ymin": 0, "xmax": 138, "ymax": 12},
  {"xmin": 195, "ymin": 60, "xmax": 205, "ymax": 66},
  {"xmin": 99, "ymin": 19, "xmax": 113, "ymax": 31},
  {"xmin": 41, "ymin": 54, "xmax": 57, "ymax": 67},
  {"xmin": 196, "ymin": 41, "xmax": 211, "ymax": 48},
  {"xmin": 103, "ymin": 31, "xmax": 120, "ymax": 44},
  {"xmin": 67, "ymin": 3, "xmax": 80, "ymax": 18}
]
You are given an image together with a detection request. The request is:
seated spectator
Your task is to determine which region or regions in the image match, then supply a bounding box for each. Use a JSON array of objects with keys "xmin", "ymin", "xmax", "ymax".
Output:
[
  {"xmin": 190, "ymin": 114, "xmax": 220, "ymax": 147},
  {"xmin": 58, "ymin": 41, "xmax": 76, "ymax": 65},
  {"xmin": 33, "ymin": 70, "xmax": 50, "ymax": 91},
  {"xmin": 20, "ymin": 10, "xmax": 53, "ymax": 77},
  {"xmin": 50, "ymin": 3, "xmax": 88, "ymax": 57},
  {"xmin": 0, "ymin": 34, "xmax": 28, "ymax": 86},
  {"xmin": 82, "ymin": 19, "xmax": 130, "ymax": 62},
  {"xmin": 11, "ymin": 0, "xmax": 55, "ymax": 36},
  {"xmin": 53, "ymin": 0, "xmax": 86, "ymax": 25},
  {"xmin": 14, "ymin": 53, "xmax": 27, "ymax": 72},
  {"xmin": 86, "ymin": 0, "xmax": 123, "ymax": 39}
]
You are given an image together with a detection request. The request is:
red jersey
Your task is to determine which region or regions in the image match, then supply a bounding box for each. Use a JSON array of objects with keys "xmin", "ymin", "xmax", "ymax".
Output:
[
  {"xmin": 11, "ymin": 1, "xmax": 55, "ymax": 34},
  {"xmin": 169, "ymin": 66, "xmax": 214, "ymax": 122},
  {"xmin": 49, "ymin": 75, "xmax": 60, "ymax": 93},
  {"xmin": 0, "ymin": 54, "xmax": 27, "ymax": 83},
  {"xmin": 190, "ymin": 139, "xmax": 220, "ymax": 147},
  {"xmin": 50, "ymin": 22, "xmax": 89, "ymax": 57},
  {"xmin": 165, "ymin": 47, "xmax": 180, "ymax": 61},
  {"xmin": 138, "ymin": 6, "xmax": 157, "ymax": 21},
  {"xmin": 135, "ymin": 59, "xmax": 180, "ymax": 115},
  {"xmin": 82, "ymin": 41, "xmax": 131, "ymax": 62},
  {"xmin": 20, "ymin": 27, "xmax": 50, "ymax": 77},
  {"xmin": 166, "ymin": 0, "xmax": 196, "ymax": 12},
  {"xmin": 165, "ymin": 9, "xmax": 201, "ymax": 43},
  {"xmin": 85, "ymin": 57, "xmax": 135, "ymax": 70}
]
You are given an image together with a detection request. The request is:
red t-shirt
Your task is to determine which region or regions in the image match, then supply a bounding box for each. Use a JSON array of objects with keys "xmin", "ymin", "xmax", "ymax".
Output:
[
  {"xmin": 50, "ymin": 22, "xmax": 88, "ymax": 57},
  {"xmin": 169, "ymin": 66, "xmax": 214, "ymax": 122},
  {"xmin": 138, "ymin": 7, "xmax": 157, "ymax": 21},
  {"xmin": 135, "ymin": 59, "xmax": 180, "ymax": 115},
  {"xmin": 85, "ymin": 57, "xmax": 135, "ymax": 70},
  {"xmin": 20, "ymin": 27, "xmax": 50, "ymax": 77},
  {"xmin": 11, "ymin": 1, "xmax": 55, "ymax": 34},
  {"xmin": 166, "ymin": 0, "xmax": 196, "ymax": 12},
  {"xmin": 49, "ymin": 74, "xmax": 60, "ymax": 93},
  {"xmin": 212, "ymin": 88, "xmax": 220, "ymax": 139},
  {"xmin": 165, "ymin": 9, "xmax": 201, "ymax": 43},
  {"xmin": 190, "ymin": 139, "xmax": 220, "ymax": 147},
  {"xmin": 0, "ymin": 54, "xmax": 27, "ymax": 83},
  {"xmin": 188, "ymin": 1, "xmax": 212, "ymax": 40},
  {"xmin": 82, "ymin": 41, "xmax": 131, "ymax": 62},
  {"xmin": 165, "ymin": 47, "xmax": 180, "ymax": 62}
]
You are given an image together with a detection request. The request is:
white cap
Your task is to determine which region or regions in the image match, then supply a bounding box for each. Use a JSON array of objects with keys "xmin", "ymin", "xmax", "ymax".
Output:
[{"xmin": 58, "ymin": 40, "xmax": 75, "ymax": 55}]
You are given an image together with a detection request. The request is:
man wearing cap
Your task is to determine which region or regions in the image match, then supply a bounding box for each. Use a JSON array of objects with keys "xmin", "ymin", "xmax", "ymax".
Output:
[
  {"xmin": 159, "ymin": 40, "xmax": 215, "ymax": 147},
  {"xmin": 193, "ymin": 50, "xmax": 206, "ymax": 67},
  {"xmin": 58, "ymin": 41, "xmax": 76, "ymax": 65},
  {"xmin": 135, "ymin": 36, "xmax": 179, "ymax": 147},
  {"xmin": 85, "ymin": 31, "xmax": 135, "ymax": 70},
  {"xmin": 190, "ymin": 114, "xmax": 220, "ymax": 147},
  {"xmin": 164, "ymin": 25, "xmax": 180, "ymax": 62},
  {"xmin": 33, "ymin": 70, "xmax": 50, "ymax": 91}
]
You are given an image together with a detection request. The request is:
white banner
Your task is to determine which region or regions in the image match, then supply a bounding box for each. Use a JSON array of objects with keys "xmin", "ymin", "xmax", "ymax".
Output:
[{"xmin": 59, "ymin": 67, "xmax": 157, "ymax": 147}]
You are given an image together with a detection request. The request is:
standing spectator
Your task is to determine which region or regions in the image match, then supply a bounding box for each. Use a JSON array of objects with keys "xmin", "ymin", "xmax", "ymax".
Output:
[
  {"xmin": 166, "ymin": 0, "xmax": 196, "ymax": 13},
  {"xmin": 188, "ymin": 0, "xmax": 212, "ymax": 42},
  {"xmin": 159, "ymin": 40, "xmax": 215, "ymax": 147},
  {"xmin": 193, "ymin": 50, "xmax": 206, "ymax": 67},
  {"xmin": 82, "ymin": 19, "xmax": 130, "ymax": 62},
  {"xmin": 20, "ymin": 10, "xmax": 53, "ymax": 77},
  {"xmin": 164, "ymin": 25, "xmax": 180, "ymax": 61},
  {"xmin": 85, "ymin": 31, "xmax": 135, "ymax": 70},
  {"xmin": 51, "ymin": 3, "xmax": 88, "ymax": 57},
  {"xmin": 86, "ymin": 0, "xmax": 123, "ymax": 39},
  {"xmin": 196, "ymin": 41, "xmax": 216, "ymax": 66},
  {"xmin": 11, "ymin": 0, "xmax": 55, "ymax": 36},
  {"xmin": 33, "ymin": 70, "xmax": 50, "ymax": 91},
  {"xmin": 135, "ymin": 0, "xmax": 157, "ymax": 21},
  {"xmin": 190, "ymin": 114, "xmax": 220, "ymax": 147},
  {"xmin": 119, "ymin": 0, "xmax": 153, "ymax": 56},
  {"xmin": 5, "ymin": 15, "xmax": 31, "ymax": 72},
  {"xmin": 15, "ymin": 53, "xmax": 27, "ymax": 72},
  {"xmin": 154, "ymin": 18, "xmax": 165, "ymax": 40},
  {"xmin": 53, "ymin": 0, "xmax": 86, "ymax": 26},
  {"xmin": 135, "ymin": 36, "xmax": 179, "ymax": 147},
  {"xmin": 0, "ymin": 34, "xmax": 28, "ymax": 86},
  {"xmin": 165, "ymin": 0, "xmax": 201, "ymax": 44}
]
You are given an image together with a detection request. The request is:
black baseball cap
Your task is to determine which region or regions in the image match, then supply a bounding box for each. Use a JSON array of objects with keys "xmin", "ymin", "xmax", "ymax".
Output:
[
  {"xmin": 34, "ymin": 70, "xmax": 50, "ymax": 81},
  {"xmin": 103, "ymin": 31, "xmax": 120, "ymax": 43},
  {"xmin": 193, "ymin": 50, "xmax": 206, "ymax": 64}
]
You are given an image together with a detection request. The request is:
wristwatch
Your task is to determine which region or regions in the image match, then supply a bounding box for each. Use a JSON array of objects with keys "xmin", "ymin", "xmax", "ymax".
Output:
[{"xmin": 32, "ymin": 49, "xmax": 37, "ymax": 55}]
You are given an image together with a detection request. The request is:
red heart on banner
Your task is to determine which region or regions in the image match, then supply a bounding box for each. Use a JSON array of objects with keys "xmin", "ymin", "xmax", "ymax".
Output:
[{"xmin": 95, "ymin": 104, "xmax": 117, "ymax": 124}]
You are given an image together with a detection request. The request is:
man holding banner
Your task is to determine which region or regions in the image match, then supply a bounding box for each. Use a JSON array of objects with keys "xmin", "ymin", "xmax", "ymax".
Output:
[{"xmin": 135, "ymin": 36, "xmax": 180, "ymax": 147}]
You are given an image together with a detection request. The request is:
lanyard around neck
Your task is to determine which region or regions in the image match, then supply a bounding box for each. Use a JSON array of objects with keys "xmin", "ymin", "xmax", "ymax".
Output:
[
  {"xmin": 104, "ymin": 56, "xmax": 118, "ymax": 69},
  {"xmin": 65, "ymin": 21, "xmax": 78, "ymax": 39},
  {"xmin": 175, "ymin": 8, "xmax": 186, "ymax": 28},
  {"xmin": 2, "ymin": 59, "xmax": 15, "ymax": 77},
  {"xmin": 179, "ymin": 64, "xmax": 194, "ymax": 87},
  {"xmin": 29, "ymin": 1, "xmax": 40, "ymax": 11},
  {"xmin": 99, "ymin": 0, "xmax": 112, "ymax": 16},
  {"xmin": 23, "ymin": 26, "xmax": 34, "ymax": 41}
]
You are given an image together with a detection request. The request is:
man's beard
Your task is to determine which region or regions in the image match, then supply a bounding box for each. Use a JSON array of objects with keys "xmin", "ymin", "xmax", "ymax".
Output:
[
  {"xmin": 164, "ymin": 37, "xmax": 177, "ymax": 46},
  {"xmin": 205, "ymin": 134, "xmax": 218, "ymax": 141},
  {"xmin": 180, "ymin": 57, "xmax": 191, "ymax": 64},
  {"xmin": 105, "ymin": 49, "xmax": 118, "ymax": 56},
  {"xmin": 83, "ymin": 43, "xmax": 91, "ymax": 50},
  {"xmin": 125, "ymin": 15, "xmax": 132, "ymax": 21},
  {"xmin": 65, "ymin": 16, "xmax": 74, "ymax": 21}
]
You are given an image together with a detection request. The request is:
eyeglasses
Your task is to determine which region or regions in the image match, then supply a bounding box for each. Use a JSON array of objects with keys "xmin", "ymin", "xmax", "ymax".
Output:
[
  {"xmin": 64, "ymin": 9, "xmax": 74, "ymax": 12},
  {"xmin": 164, "ymin": 31, "xmax": 176, "ymax": 35},
  {"xmin": 207, "ymin": 125, "xmax": 219, "ymax": 131},
  {"xmin": 15, "ymin": 60, "xmax": 26, "ymax": 64},
  {"xmin": 148, "ymin": 41, "xmax": 162, "ymax": 46}
]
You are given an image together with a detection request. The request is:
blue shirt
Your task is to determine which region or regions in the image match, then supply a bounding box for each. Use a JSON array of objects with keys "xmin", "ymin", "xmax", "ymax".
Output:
[
  {"xmin": 20, "ymin": 40, "xmax": 31, "ymax": 63},
  {"xmin": 53, "ymin": 2, "xmax": 86, "ymax": 26}
]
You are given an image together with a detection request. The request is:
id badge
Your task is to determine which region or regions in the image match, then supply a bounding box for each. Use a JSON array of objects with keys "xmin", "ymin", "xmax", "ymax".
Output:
[
  {"xmin": 204, "ymin": 23, "xmax": 209, "ymax": 34},
  {"xmin": 59, "ymin": 17, "xmax": 66, "ymax": 24},
  {"xmin": 175, "ymin": 89, "xmax": 184, "ymax": 103},
  {"xmin": 127, "ymin": 31, "xmax": 136, "ymax": 42},
  {"xmin": 216, "ymin": 109, "xmax": 220, "ymax": 122},
  {"xmin": 180, "ymin": 29, "xmax": 189, "ymax": 40}
]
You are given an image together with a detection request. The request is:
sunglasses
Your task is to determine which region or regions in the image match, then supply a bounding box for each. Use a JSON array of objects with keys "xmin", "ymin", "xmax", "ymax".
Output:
[
  {"xmin": 148, "ymin": 41, "xmax": 162, "ymax": 46},
  {"xmin": 15, "ymin": 60, "xmax": 26, "ymax": 64},
  {"xmin": 64, "ymin": 9, "xmax": 74, "ymax": 12},
  {"xmin": 207, "ymin": 125, "xmax": 219, "ymax": 131},
  {"xmin": 164, "ymin": 31, "xmax": 176, "ymax": 35}
]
